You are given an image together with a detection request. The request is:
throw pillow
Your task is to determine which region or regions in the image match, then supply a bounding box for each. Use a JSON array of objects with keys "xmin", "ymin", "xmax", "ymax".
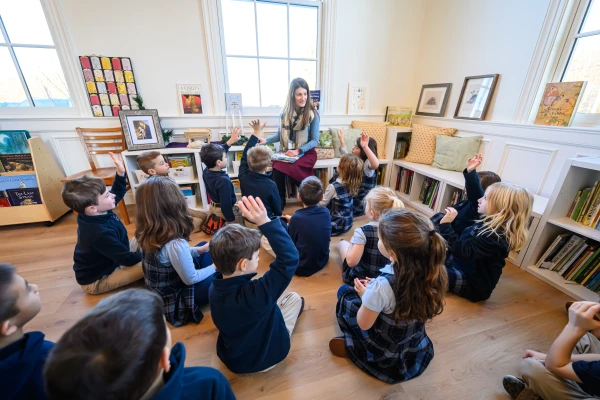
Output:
[
  {"xmin": 330, "ymin": 128, "xmax": 363, "ymax": 158},
  {"xmin": 351, "ymin": 121, "xmax": 387, "ymax": 157},
  {"xmin": 404, "ymin": 124, "xmax": 457, "ymax": 165},
  {"xmin": 432, "ymin": 135, "xmax": 483, "ymax": 172}
]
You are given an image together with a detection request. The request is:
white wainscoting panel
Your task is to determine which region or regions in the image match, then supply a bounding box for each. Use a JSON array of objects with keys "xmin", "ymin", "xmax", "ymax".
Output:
[
  {"xmin": 51, "ymin": 134, "xmax": 91, "ymax": 176},
  {"xmin": 496, "ymin": 142, "xmax": 558, "ymax": 195}
]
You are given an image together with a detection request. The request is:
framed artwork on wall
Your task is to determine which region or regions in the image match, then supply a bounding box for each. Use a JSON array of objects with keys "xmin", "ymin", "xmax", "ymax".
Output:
[
  {"xmin": 347, "ymin": 82, "xmax": 370, "ymax": 115},
  {"xmin": 118, "ymin": 109, "xmax": 165, "ymax": 151},
  {"xmin": 415, "ymin": 83, "xmax": 452, "ymax": 117},
  {"xmin": 454, "ymin": 74, "xmax": 499, "ymax": 120}
]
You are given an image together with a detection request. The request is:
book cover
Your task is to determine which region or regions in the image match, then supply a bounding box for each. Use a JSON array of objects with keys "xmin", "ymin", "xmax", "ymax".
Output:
[
  {"xmin": 0, "ymin": 131, "xmax": 31, "ymax": 155},
  {"xmin": 0, "ymin": 154, "xmax": 34, "ymax": 172},
  {"xmin": 176, "ymin": 84, "xmax": 203, "ymax": 115},
  {"xmin": 6, "ymin": 187, "xmax": 42, "ymax": 206},
  {"xmin": 549, "ymin": 235, "xmax": 583, "ymax": 271},
  {"xmin": 534, "ymin": 81, "xmax": 587, "ymax": 127},
  {"xmin": 385, "ymin": 106, "xmax": 413, "ymax": 127},
  {"xmin": 225, "ymin": 93, "xmax": 243, "ymax": 113},
  {"xmin": 575, "ymin": 249, "xmax": 600, "ymax": 284},
  {"xmin": 567, "ymin": 190, "xmax": 582, "ymax": 218},
  {"xmin": 562, "ymin": 247, "xmax": 594, "ymax": 278},
  {"xmin": 540, "ymin": 234, "xmax": 572, "ymax": 268},
  {"xmin": 554, "ymin": 240, "xmax": 586, "ymax": 272},
  {"xmin": 569, "ymin": 247, "xmax": 600, "ymax": 281},
  {"xmin": 586, "ymin": 264, "xmax": 600, "ymax": 292},
  {"xmin": 572, "ymin": 188, "xmax": 591, "ymax": 221},
  {"xmin": 310, "ymin": 90, "xmax": 321, "ymax": 111},
  {"xmin": 582, "ymin": 252, "xmax": 600, "ymax": 286},
  {"xmin": 0, "ymin": 191, "xmax": 10, "ymax": 207},
  {"xmin": 558, "ymin": 243, "xmax": 588, "ymax": 275},
  {"xmin": 583, "ymin": 182, "xmax": 600, "ymax": 226},
  {"xmin": 0, "ymin": 174, "xmax": 38, "ymax": 191},
  {"xmin": 578, "ymin": 182, "xmax": 598, "ymax": 223}
]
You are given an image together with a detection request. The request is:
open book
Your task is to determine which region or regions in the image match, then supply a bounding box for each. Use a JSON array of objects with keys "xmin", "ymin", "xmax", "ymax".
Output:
[{"xmin": 272, "ymin": 153, "xmax": 299, "ymax": 163}]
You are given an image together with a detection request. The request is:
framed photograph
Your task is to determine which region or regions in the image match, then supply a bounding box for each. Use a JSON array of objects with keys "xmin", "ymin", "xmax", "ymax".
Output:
[
  {"xmin": 385, "ymin": 106, "xmax": 413, "ymax": 127},
  {"xmin": 347, "ymin": 82, "xmax": 370, "ymax": 115},
  {"xmin": 177, "ymin": 84, "xmax": 203, "ymax": 115},
  {"xmin": 118, "ymin": 109, "xmax": 165, "ymax": 151},
  {"xmin": 416, "ymin": 83, "xmax": 452, "ymax": 117},
  {"xmin": 454, "ymin": 74, "xmax": 499, "ymax": 120}
]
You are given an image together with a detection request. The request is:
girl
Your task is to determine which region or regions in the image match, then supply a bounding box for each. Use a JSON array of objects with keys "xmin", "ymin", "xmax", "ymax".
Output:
[
  {"xmin": 338, "ymin": 129, "xmax": 380, "ymax": 216},
  {"xmin": 330, "ymin": 209, "xmax": 447, "ymax": 384},
  {"xmin": 319, "ymin": 154, "xmax": 363, "ymax": 236},
  {"xmin": 439, "ymin": 182, "xmax": 532, "ymax": 302},
  {"xmin": 338, "ymin": 186, "xmax": 404, "ymax": 284},
  {"xmin": 135, "ymin": 176, "xmax": 216, "ymax": 326}
]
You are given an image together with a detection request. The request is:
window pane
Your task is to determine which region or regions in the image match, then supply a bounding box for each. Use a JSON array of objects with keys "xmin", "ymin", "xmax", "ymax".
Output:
[
  {"xmin": 256, "ymin": 2, "xmax": 287, "ymax": 57},
  {"xmin": 13, "ymin": 47, "xmax": 72, "ymax": 107},
  {"xmin": 227, "ymin": 57, "xmax": 260, "ymax": 107},
  {"xmin": 221, "ymin": 0, "xmax": 257, "ymax": 56},
  {"xmin": 289, "ymin": 5, "xmax": 317, "ymax": 59},
  {"xmin": 290, "ymin": 60, "xmax": 316, "ymax": 91},
  {"xmin": 0, "ymin": 48, "xmax": 29, "ymax": 107},
  {"xmin": 581, "ymin": 0, "xmax": 600, "ymax": 33},
  {"xmin": 562, "ymin": 35, "xmax": 600, "ymax": 114},
  {"xmin": 0, "ymin": 0, "xmax": 53, "ymax": 45},
  {"xmin": 259, "ymin": 58, "xmax": 288, "ymax": 107}
]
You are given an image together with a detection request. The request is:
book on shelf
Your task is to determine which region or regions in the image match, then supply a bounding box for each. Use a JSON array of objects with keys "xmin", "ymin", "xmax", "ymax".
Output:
[
  {"xmin": 572, "ymin": 246, "xmax": 600, "ymax": 283},
  {"xmin": 375, "ymin": 166, "xmax": 386, "ymax": 185},
  {"xmin": 537, "ymin": 233, "xmax": 571, "ymax": 268},
  {"xmin": 395, "ymin": 168, "xmax": 413, "ymax": 195},
  {"xmin": 393, "ymin": 138, "xmax": 410, "ymax": 159},
  {"xmin": 166, "ymin": 155, "xmax": 192, "ymax": 168},
  {"xmin": 567, "ymin": 182, "xmax": 600, "ymax": 228},
  {"xmin": 419, "ymin": 178, "xmax": 440, "ymax": 210},
  {"xmin": 451, "ymin": 189, "xmax": 466, "ymax": 205},
  {"xmin": 315, "ymin": 169, "xmax": 329, "ymax": 189},
  {"xmin": 561, "ymin": 245, "xmax": 594, "ymax": 279},
  {"xmin": 557, "ymin": 241, "xmax": 588, "ymax": 275}
]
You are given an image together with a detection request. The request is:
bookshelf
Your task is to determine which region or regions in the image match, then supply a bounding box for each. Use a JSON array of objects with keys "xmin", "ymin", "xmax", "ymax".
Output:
[{"xmin": 522, "ymin": 156, "xmax": 600, "ymax": 301}]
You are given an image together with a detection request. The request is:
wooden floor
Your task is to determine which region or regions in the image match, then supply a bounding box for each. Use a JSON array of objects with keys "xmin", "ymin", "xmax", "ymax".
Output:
[{"xmin": 0, "ymin": 205, "xmax": 573, "ymax": 400}]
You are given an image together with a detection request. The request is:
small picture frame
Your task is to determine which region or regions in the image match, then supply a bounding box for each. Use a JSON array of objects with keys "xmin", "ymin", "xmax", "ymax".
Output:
[
  {"xmin": 416, "ymin": 83, "xmax": 452, "ymax": 117},
  {"xmin": 118, "ymin": 109, "xmax": 165, "ymax": 151},
  {"xmin": 454, "ymin": 74, "xmax": 499, "ymax": 120}
]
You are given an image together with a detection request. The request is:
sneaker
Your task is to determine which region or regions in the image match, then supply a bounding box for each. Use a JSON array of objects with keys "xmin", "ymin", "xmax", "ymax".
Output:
[
  {"xmin": 329, "ymin": 337, "xmax": 348, "ymax": 358},
  {"xmin": 503, "ymin": 375, "xmax": 526, "ymax": 399}
]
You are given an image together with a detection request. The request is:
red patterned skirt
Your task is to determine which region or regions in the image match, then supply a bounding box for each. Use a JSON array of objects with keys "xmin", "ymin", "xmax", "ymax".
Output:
[{"xmin": 272, "ymin": 148, "xmax": 317, "ymax": 183}]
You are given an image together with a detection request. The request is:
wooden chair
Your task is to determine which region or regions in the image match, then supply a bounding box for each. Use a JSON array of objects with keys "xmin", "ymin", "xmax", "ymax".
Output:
[{"xmin": 60, "ymin": 127, "xmax": 131, "ymax": 224}]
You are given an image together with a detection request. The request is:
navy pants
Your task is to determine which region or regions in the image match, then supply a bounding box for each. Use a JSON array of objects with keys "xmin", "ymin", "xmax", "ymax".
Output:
[{"xmin": 192, "ymin": 241, "xmax": 215, "ymax": 307}]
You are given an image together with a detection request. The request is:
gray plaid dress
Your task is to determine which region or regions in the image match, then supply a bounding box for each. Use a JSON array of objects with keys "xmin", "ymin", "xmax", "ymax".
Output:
[
  {"xmin": 336, "ymin": 271, "xmax": 434, "ymax": 384},
  {"xmin": 342, "ymin": 224, "xmax": 389, "ymax": 285},
  {"xmin": 353, "ymin": 169, "xmax": 377, "ymax": 217},
  {"xmin": 328, "ymin": 181, "xmax": 354, "ymax": 236}
]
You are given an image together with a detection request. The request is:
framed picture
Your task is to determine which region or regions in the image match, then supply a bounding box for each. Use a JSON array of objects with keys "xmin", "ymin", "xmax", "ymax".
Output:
[
  {"xmin": 385, "ymin": 106, "xmax": 413, "ymax": 127},
  {"xmin": 347, "ymin": 82, "xmax": 370, "ymax": 115},
  {"xmin": 177, "ymin": 84, "xmax": 203, "ymax": 115},
  {"xmin": 118, "ymin": 109, "xmax": 165, "ymax": 151},
  {"xmin": 415, "ymin": 83, "xmax": 452, "ymax": 117},
  {"xmin": 454, "ymin": 74, "xmax": 499, "ymax": 120}
]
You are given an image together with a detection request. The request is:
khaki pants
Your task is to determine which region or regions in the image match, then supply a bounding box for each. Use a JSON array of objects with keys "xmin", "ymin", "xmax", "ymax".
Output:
[
  {"xmin": 209, "ymin": 203, "xmax": 244, "ymax": 225},
  {"xmin": 244, "ymin": 220, "xmax": 276, "ymax": 257},
  {"xmin": 520, "ymin": 332, "xmax": 600, "ymax": 400},
  {"xmin": 80, "ymin": 238, "xmax": 144, "ymax": 295}
]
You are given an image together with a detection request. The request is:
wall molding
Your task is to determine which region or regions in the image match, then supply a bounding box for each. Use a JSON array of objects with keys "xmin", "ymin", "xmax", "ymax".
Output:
[
  {"xmin": 497, "ymin": 142, "xmax": 558, "ymax": 195},
  {"xmin": 51, "ymin": 134, "xmax": 86, "ymax": 176},
  {"xmin": 321, "ymin": 0, "xmax": 337, "ymax": 114}
]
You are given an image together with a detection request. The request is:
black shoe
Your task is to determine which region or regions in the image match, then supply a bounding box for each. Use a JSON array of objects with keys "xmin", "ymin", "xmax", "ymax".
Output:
[{"xmin": 503, "ymin": 375, "xmax": 526, "ymax": 399}]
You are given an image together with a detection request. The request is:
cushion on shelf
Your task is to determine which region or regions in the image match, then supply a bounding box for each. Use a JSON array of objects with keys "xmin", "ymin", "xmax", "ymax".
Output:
[
  {"xmin": 351, "ymin": 121, "xmax": 387, "ymax": 157},
  {"xmin": 432, "ymin": 135, "xmax": 483, "ymax": 172},
  {"xmin": 330, "ymin": 128, "xmax": 363, "ymax": 158},
  {"xmin": 404, "ymin": 124, "xmax": 458, "ymax": 165}
]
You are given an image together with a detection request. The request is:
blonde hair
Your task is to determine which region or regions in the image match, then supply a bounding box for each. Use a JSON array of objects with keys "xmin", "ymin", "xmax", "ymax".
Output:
[
  {"xmin": 478, "ymin": 182, "xmax": 533, "ymax": 252},
  {"xmin": 364, "ymin": 186, "xmax": 404, "ymax": 220},
  {"xmin": 338, "ymin": 154, "xmax": 363, "ymax": 195},
  {"xmin": 247, "ymin": 146, "xmax": 273, "ymax": 173}
]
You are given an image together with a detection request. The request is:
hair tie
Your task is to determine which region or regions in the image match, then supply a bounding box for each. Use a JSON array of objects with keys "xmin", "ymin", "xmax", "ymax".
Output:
[{"xmin": 429, "ymin": 230, "xmax": 436, "ymax": 237}]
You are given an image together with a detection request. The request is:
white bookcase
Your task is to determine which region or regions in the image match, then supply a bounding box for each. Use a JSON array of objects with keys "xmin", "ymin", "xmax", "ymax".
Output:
[{"xmin": 522, "ymin": 156, "xmax": 600, "ymax": 301}]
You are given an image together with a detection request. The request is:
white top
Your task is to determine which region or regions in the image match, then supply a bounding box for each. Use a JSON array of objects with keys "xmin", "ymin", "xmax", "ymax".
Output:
[
  {"xmin": 319, "ymin": 178, "xmax": 342, "ymax": 207},
  {"xmin": 339, "ymin": 146, "xmax": 376, "ymax": 177},
  {"xmin": 361, "ymin": 264, "xmax": 396, "ymax": 314},
  {"xmin": 350, "ymin": 221, "xmax": 379, "ymax": 245},
  {"xmin": 157, "ymin": 239, "xmax": 216, "ymax": 286}
]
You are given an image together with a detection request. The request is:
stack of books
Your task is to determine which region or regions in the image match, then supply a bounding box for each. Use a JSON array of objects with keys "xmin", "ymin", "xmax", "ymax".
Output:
[
  {"xmin": 272, "ymin": 153, "xmax": 298, "ymax": 163},
  {"xmin": 451, "ymin": 189, "xmax": 467, "ymax": 205},
  {"xmin": 567, "ymin": 181, "xmax": 600, "ymax": 230},
  {"xmin": 395, "ymin": 168, "xmax": 413, "ymax": 194},
  {"xmin": 536, "ymin": 234, "xmax": 600, "ymax": 292},
  {"xmin": 166, "ymin": 155, "xmax": 193, "ymax": 168},
  {"xmin": 393, "ymin": 138, "xmax": 410, "ymax": 160},
  {"xmin": 315, "ymin": 169, "xmax": 328, "ymax": 189},
  {"xmin": 419, "ymin": 178, "xmax": 440, "ymax": 210},
  {"xmin": 375, "ymin": 166, "xmax": 386, "ymax": 185}
]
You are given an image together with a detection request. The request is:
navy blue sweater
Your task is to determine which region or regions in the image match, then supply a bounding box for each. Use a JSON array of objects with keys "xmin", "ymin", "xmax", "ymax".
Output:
[
  {"xmin": 209, "ymin": 218, "xmax": 299, "ymax": 373},
  {"xmin": 288, "ymin": 205, "xmax": 331, "ymax": 276},
  {"xmin": 0, "ymin": 332, "xmax": 53, "ymax": 400},
  {"xmin": 73, "ymin": 173, "xmax": 141, "ymax": 285},
  {"xmin": 449, "ymin": 169, "xmax": 485, "ymax": 235},
  {"xmin": 440, "ymin": 221, "xmax": 509, "ymax": 302},
  {"xmin": 152, "ymin": 343, "xmax": 235, "ymax": 400},
  {"xmin": 202, "ymin": 143, "xmax": 238, "ymax": 222},
  {"xmin": 239, "ymin": 135, "xmax": 281, "ymax": 219}
]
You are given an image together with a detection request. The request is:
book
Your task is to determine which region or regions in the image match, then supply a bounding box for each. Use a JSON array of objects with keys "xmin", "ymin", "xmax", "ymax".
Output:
[
  {"xmin": 581, "ymin": 253, "xmax": 600, "ymax": 286},
  {"xmin": 578, "ymin": 182, "xmax": 598, "ymax": 223},
  {"xmin": 271, "ymin": 153, "xmax": 298, "ymax": 163},
  {"xmin": 561, "ymin": 246, "xmax": 594, "ymax": 278},
  {"xmin": 385, "ymin": 106, "xmax": 413, "ymax": 127},
  {"xmin": 6, "ymin": 187, "xmax": 42, "ymax": 206},
  {"xmin": 310, "ymin": 90, "xmax": 321, "ymax": 111},
  {"xmin": 575, "ymin": 249, "xmax": 600, "ymax": 284},
  {"xmin": 536, "ymin": 234, "xmax": 570, "ymax": 268},
  {"xmin": 557, "ymin": 243, "xmax": 588, "ymax": 275},
  {"xmin": 0, "ymin": 131, "xmax": 31, "ymax": 155},
  {"xmin": 534, "ymin": 81, "xmax": 587, "ymax": 127},
  {"xmin": 176, "ymin": 84, "xmax": 203, "ymax": 115},
  {"xmin": 0, "ymin": 154, "xmax": 34, "ymax": 172},
  {"xmin": 583, "ymin": 182, "xmax": 600, "ymax": 226},
  {"xmin": 547, "ymin": 235, "xmax": 584, "ymax": 271},
  {"xmin": 572, "ymin": 188, "xmax": 591, "ymax": 221},
  {"xmin": 0, "ymin": 191, "xmax": 10, "ymax": 207},
  {"xmin": 569, "ymin": 247, "xmax": 600, "ymax": 281},
  {"xmin": 567, "ymin": 190, "xmax": 582, "ymax": 218},
  {"xmin": 167, "ymin": 155, "xmax": 192, "ymax": 168},
  {"xmin": 0, "ymin": 174, "xmax": 38, "ymax": 191},
  {"xmin": 553, "ymin": 239, "xmax": 586, "ymax": 272},
  {"xmin": 540, "ymin": 234, "xmax": 573, "ymax": 269}
]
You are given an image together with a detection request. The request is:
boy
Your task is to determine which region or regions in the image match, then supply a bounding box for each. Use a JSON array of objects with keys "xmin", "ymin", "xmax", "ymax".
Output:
[
  {"xmin": 62, "ymin": 152, "xmax": 143, "ymax": 294},
  {"xmin": 208, "ymin": 196, "xmax": 303, "ymax": 373},
  {"xmin": 503, "ymin": 301, "xmax": 600, "ymax": 400},
  {"xmin": 283, "ymin": 176, "xmax": 331, "ymax": 277},
  {"xmin": 200, "ymin": 129, "xmax": 244, "ymax": 226},
  {"xmin": 43, "ymin": 289, "xmax": 235, "ymax": 400},
  {"xmin": 0, "ymin": 263, "xmax": 53, "ymax": 400}
]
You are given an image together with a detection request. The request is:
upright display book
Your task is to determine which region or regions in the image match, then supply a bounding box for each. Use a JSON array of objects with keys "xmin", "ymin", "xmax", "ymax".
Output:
[
  {"xmin": 534, "ymin": 81, "xmax": 587, "ymax": 127},
  {"xmin": 310, "ymin": 90, "xmax": 321, "ymax": 111},
  {"xmin": 385, "ymin": 107, "xmax": 413, "ymax": 127},
  {"xmin": 177, "ymin": 84, "xmax": 203, "ymax": 115},
  {"xmin": 0, "ymin": 131, "xmax": 31, "ymax": 155},
  {"xmin": 6, "ymin": 187, "xmax": 42, "ymax": 206}
]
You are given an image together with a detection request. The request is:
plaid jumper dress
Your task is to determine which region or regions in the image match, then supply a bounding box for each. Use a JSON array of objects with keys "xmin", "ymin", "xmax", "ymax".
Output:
[
  {"xmin": 342, "ymin": 224, "xmax": 389, "ymax": 284},
  {"xmin": 328, "ymin": 181, "xmax": 354, "ymax": 236},
  {"xmin": 336, "ymin": 273, "xmax": 434, "ymax": 384},
  {"xmin": 142, "ymin": 251, "xmax": 203, "ymax": 327},
  {"xmin": 353, "ymin": 170, "xmax": 377, "ymax": 217}
]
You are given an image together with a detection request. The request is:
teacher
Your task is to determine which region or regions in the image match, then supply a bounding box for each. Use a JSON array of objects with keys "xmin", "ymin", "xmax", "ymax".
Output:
[{"xmin": 263, "ymin": 77, "xmax": 320, "ymax": 207}]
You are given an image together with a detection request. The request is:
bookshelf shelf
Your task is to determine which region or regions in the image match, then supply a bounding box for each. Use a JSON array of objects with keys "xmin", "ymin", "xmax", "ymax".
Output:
[
  {"xmin": 132, "ymin": 178, "xmax": 199, "ymax": 188},
  {"xmin": 527, "ymin": 265, "xmax": 600, "ymax": 302},
  {"xmin": 547, "ymin": 217, "xmax": 600, "ymax": 242}
]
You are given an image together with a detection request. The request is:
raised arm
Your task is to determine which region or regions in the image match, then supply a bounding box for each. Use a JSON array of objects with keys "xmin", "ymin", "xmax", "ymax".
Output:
[
  {"xmin": 464, "ymin": 154, "xmax": 484, "ymax": 208},
  {"xmin": 360, "ymin": 132, "xmax": 379, "ymax": 170},
  {"xmin": 239, "ymin": 126, "xmax": 259, "ymax": 178},
  {"xmin": 108, "ymin": 152, "xmax": 127, "ymax": 204}
]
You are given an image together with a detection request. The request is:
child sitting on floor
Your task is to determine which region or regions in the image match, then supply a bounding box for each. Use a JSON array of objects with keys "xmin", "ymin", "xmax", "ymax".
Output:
[
  {"xmin": 0, "ymin": 263, "xmax": 53, "ymax": 400},
  {"xmin": 61, "ymin": 151, "xmax": 143, "ymax": 295},
  {"xmin": 337, "ymin": 129, "xmax": 380, "ymax": 216},
  {"xmin": 135, "ymin": 176, "xmax": 216, "ymax": 327},
  {"xmin": 338, "ymin": 186, "xmax": 404, "ymax": 284},
  {"xmin": 209, "ymin": 196, "xmax": 303, "ymax": 373},
  {"xmin": 503, "ymin": 301, "xmax": 600, "ymax": 400},
  {"xmin": 439, "ymin": 181, "xmax": 532, "ymax": 302},
  {"xmin": 283, "ymin": 176, "xmax": 331, "ymax": 277},
  {"xmin": 319, "ymin": 154, "xmax": 363, "ymax": 236},
  {"xmin": 136, "ymin": 150, "xmax": 207, "ymax": 232},
  {"xmin": 330, "ymin": 209, "xmax": 447, "ymax": 384},
  {"xmin": 43, "ymin": 289, "xmax": 235, "ymax": 400}
]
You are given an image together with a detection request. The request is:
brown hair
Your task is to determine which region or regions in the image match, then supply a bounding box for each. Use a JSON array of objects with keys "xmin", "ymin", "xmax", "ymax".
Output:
[
  {"xmin": 355, "ymin": 136, "xmax": 378, "ymax": 160},
  {"xmin": 299, "ymin": 176, "xmax": 323, "ymax": 206},
  {"xmin": 62, "ymin": 175, "xmax": 106, "ymax": 214},
  {"xmin": 282, "ymin": 77, "xmax": 317, "ymax": 130},
  {"xmin": 209, "ymin": 224, "xmax": 261, "ymax": 275},
  {"xmin": 478, "ymin": 171, "xmax": 501, "ymax": 192},
  {"xmin": 247, "ymin": 146, "xmax": 273, "ymax": 173},
  {"xmin": 379, "ymin": 209, "xmax": 447, "ymax": 323},
  {"xmin": 337, "ymin": 154, "xmax": 363, "ymax": 195},
  {"xmin": 364, "ymin": 186, "xmax": 404, "ymax": 220},
  {"xmin": 136, "ymin": 151, "xmax": 161, "ymax": 175},
  {"xmin": 0, "ymin": 264, "xmax": 18, "ymax": 322},
  {"xmin": 135, "ymin": 176, "xmax": 193, "ymax": 253}
]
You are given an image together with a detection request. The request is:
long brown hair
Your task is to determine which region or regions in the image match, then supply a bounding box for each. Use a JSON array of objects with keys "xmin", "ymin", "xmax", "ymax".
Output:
[
  {"xmin": 135, "ymin": 176, "xmax": 193, "ymax": 253},
  {"xmin": 379, "ymin": 209, "xmax": 447, "ymax": 323},
  {"xmin": 337, "ymin": 154, "xmax": 363, "ymax": 195},
  {"xmin": 282, "ymin": 77, "xmax": 317, "ymax": 130}
]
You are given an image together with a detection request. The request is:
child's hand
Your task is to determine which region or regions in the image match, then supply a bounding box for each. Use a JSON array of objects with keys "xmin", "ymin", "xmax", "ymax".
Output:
[
  {"xmin": 354, "ymin": 278, "xmax": 369, "ymax": 298},
  {"xmin": 567, "ymin": 301, "xmax": 600, "ymax": 334},
  {"xmin": 440, "ymin": 207, "xmax": 458, "ymax": 224},
  {"xmin": 466, "ymin": 153, "xmax": 483, "ymax": 172},
  {"xmin": 281, "ymin": 214, "xmax": 292, "ymax": 223},
  {"xmin": 109, "ymin": 151, "xmax": 125, "ymax": 176},
  {"xmin": 523, "ymin": 349, "xmax": 547, "ymax": 360},
  {"xmin": 238, "ymin": 196, "xmax": 270, "ymax": 226},
  {"xmin": 249, "ymin": 119, "xmax": 267, "ymax": 135},
  {"xmin": 359, "ymin": 132, "xmax": 369, "ymax": 149},
  {"xmin": 196, "ymin": 243, "xmax": 210, "ymax": 254},
  {"xmin": 338, "ymin": 128, "xmax": 346, "ymax": 147},
  {"xmin": 227, "ymin": 127, "xmax": 242, "ymax": 146}
]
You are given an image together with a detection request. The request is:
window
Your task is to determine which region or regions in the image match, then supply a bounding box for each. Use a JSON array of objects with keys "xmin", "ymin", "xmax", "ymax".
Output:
[
  {"xmin": 0, "ymin": 0, "xmax": 72, "ymax": 108},
  {"xmin": 218, "ymin": 0, "xmax": 320, "ymax": 109}
]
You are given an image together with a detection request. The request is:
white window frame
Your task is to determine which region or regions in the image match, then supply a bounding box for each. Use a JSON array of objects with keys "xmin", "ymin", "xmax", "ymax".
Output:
[{"xmin": 0, "ymin": 0, "xmax": 88, "ymax": 118}]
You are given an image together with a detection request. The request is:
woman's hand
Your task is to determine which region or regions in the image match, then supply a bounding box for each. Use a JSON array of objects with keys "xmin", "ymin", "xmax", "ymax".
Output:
[
  {"xmin": 466, "ymin": 153, "xmax": 483, "ymax": 172},
  {"xmin": 359, "ymin": 132, "xmax": 369, "ymax": 149},
  {"xmin": 440, "ymin": 207, "xmax": 458, "ymax": 224},
  {"xmin": 285, "ymin": 149, "xmax": 299, "ymax": 157},
  {"xmin": 338, "ymin": 128, "xmax": 346, "ymax": 148},
  {"xmin": 249, "ymin": 119, "xmax": 266, "ymax": 136}
]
